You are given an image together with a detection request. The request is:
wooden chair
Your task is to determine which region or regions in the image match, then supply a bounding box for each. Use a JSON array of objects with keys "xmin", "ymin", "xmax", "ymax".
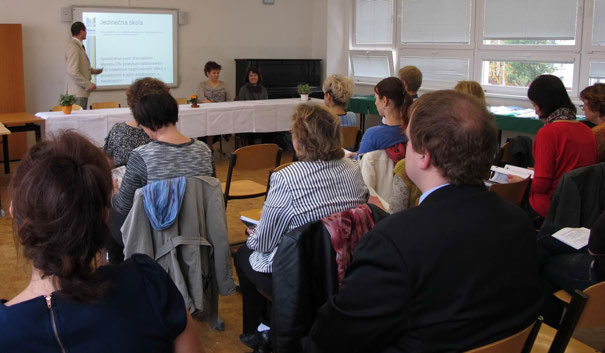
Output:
[
  {"xmin": 230, "ymin": 162, "xmax": 293, "ymax": 251},
  {"xmin": 90, "ymin": 101, "xmax": 120, "ymax": 110},
  {"xmin": 466, "ymin": 320, "xmax": 542, "ymax": 353},
  {"xmin": 530, "ymin": 284, "xmax": 605, "ymax": 353},
  {"xmin": 341, "ymin": 126, "xmax": 361, "ymax": 151},
  {"xmin": 489, "ymin": 176, "xmax": 531, "ymax": 206},
  {"xmin": 175, "ymin": 98, "xmax": 188, "ymax": 104},
  {"xmin": 50, "ymin": 104, "xmax": 82, "ymax": 112},
  {"xmin": 222, "ymin": 143, "xmax": 282, "ymax": 208}
]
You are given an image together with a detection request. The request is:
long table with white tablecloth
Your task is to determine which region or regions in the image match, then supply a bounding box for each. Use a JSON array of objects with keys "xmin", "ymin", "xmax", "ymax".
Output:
[{"xmin": 36, "ymin": 98, "xmax": 315, "ymax": 146}]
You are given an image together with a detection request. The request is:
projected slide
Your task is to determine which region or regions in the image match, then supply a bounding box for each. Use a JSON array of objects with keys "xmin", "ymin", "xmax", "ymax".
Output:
[{"xmin": 75, "ymin": 8, "xmax": 178, "ymax": 89}]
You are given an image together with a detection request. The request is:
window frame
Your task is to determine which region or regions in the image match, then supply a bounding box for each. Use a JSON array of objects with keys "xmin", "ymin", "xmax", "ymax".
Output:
[
  {"xmin": 475, "ymin": 0, "xmax": 584, "ymax": 52},
  {"xmin": 583, "ymin": 0, "xmax": 605, "ymax": 52},
  {"xmin": 396, "ymin": 0, "xmax": 476, "ymax": 50},
  {"xmin": 397, "ymin": 48, "xmax": 473, "ymax": 89},
  {"xmin": 352, "ymin": 0, "xmax": 397, "ymax": 48},
  {"xmin": 349, "ymin": 50, "xmax": 395, "ymax": 85},
  {"xmin": 579, "ymin": 53, "xmax": 605, "ymax": 88},
  {"xmin": 474, "ymin": 51, "xmax": 581, "ymax": 97}
]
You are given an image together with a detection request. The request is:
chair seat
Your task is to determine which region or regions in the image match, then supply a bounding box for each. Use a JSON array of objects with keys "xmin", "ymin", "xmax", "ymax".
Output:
[
  {"xmin": 222, "ymin": 180, "xmax": 267, "ymax": 198},
  {"xmin": 554, "ymin": 289, "xmax": 572, "ymax": 304},
  {"xmin": 530, "ymin": 324, "xmax": 596, "ymax": 353}
]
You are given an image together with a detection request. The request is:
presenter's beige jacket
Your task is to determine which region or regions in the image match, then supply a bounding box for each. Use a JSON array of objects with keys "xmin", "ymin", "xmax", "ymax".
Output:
[{"xmin": 65, "ymin": 37, "xmax": 93, "ymax": 98}]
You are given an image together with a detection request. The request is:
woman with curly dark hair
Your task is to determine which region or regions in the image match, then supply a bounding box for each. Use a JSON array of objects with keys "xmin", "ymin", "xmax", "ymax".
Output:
[{"xmin": 0, "ymin": 131, "xmax": 203, "ymax": 353}]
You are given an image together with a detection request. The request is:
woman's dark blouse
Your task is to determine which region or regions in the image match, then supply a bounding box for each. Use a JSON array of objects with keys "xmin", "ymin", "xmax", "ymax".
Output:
[
  {"xmin": 0, "ymin": 254, "xmax": 186, "ymax": 353},
  {"xmin": 103, "ymin": 123, "xmax": 151, "ymax": 167}
]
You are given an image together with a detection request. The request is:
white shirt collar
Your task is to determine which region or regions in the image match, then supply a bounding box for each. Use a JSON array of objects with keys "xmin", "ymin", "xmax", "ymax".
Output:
[{"xmin": 418, "ymin": 183, "xmax": 449, "ymax": 204}]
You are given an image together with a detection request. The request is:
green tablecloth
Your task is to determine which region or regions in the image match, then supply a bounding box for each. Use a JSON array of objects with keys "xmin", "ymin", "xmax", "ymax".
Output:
[{"xmin": 349, "ymin": 95, "xmax": 545, "ymax": 134}]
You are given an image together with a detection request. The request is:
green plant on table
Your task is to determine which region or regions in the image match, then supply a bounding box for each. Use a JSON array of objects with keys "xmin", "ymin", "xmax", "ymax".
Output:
[
  {"xmin": 297, "ymin": 83, "xmax": 311, "ymax": 95},
  {"xmin": 59, "ymin": 94, "xmax": 76, "ymax": 106}
]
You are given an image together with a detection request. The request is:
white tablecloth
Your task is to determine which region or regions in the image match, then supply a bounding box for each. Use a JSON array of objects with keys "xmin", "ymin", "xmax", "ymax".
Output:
[{"xmin": 36, "ymin": 98, "xmax": 316, "ymax": 146}]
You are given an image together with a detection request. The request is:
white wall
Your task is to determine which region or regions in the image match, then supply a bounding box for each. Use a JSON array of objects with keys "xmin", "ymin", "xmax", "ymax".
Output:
[{"xmin": 0, "ymin": 0, "xmax": 328, "ymax": 113}]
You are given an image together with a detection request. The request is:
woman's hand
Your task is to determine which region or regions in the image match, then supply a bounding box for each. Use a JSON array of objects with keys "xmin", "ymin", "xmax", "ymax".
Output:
[{"xmin": 506, "ymin": 174, "xmax": 524, "ymax": 184}]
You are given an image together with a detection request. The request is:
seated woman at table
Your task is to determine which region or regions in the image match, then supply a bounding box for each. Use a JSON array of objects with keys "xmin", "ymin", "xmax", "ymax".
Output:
[
  {"xmin": 198, "ymin": 61, "xmax": 231, "ymax": 103},
  {"xmin": 508, "ymin": 75, "xmax": 597, "ymax": 227},
  {"xmin": 110, "ymin": 89, "xmax": 215, "ymax": 263},
  {"xmin": 1, "ymin": 131, "xmax": 202, "ymax": 353},
  {"xmin": 350, "ymin": 77, "xmax": 411, "ymax": 159},
  {"xmin": 454, "ymin": 80, "xmax": 487, "ymax": 108},
  {"xmin": 103, "ymin": 77, "xmax": 168, "ymax": 167},
  {"xmin": 233, "ymin": 103, "xmax": 368, "ymax": 351},
  {"xmin": 323, "ymin": 74, "xmax": 357, "ymax": 127},
  {"xmin": 539, "ymin": 210, "xmax": 605, "ymax": 325},
  {"xmin": 238, "ymin": 67, "xmax": 268, "ymax": 101}
]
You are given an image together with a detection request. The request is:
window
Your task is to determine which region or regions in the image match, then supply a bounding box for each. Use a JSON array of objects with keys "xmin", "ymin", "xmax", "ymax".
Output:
[
  {"xmin": 400, "ymin": 0, "xmax": 472, "ymax": 45},
  {"xmin": 483, "ymin": 0, "xmax": 578, "ymax": 46},
  {"xmin": 481, "ymin": 59, "xmax": 574, "ymax": 90},
  {"xmin": 354, "ymin": 0, "xmax": 394, "ymax": 46},
  {"xmin": 351, "ymin": 0, "xmax": 597, "ymax": 97},
  {"xmin": 350, "ymin": 51, "xmax": 394, "ymax": 84},
  {"xmin": 590, "ymin": 61, "xmax": 605, "ymax": 84},
  {"xmin": 400, "ymin": 53, "xmax": 470, "ymax": 88}
]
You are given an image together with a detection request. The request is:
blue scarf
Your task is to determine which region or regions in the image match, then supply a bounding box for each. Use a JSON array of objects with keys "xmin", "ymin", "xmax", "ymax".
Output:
[{"xmin": 142, "ymin": 177, "xmax": 187, "ymax": 231}]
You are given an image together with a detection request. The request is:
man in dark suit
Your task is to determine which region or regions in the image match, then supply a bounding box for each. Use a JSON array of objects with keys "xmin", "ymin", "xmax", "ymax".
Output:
[{"xmin": 306, "ymin": 90, "xmax": 543, "ymax": 353}]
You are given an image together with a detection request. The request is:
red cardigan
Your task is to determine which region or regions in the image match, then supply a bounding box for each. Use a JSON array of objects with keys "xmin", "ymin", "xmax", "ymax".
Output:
[{"xmin": 530, "ymin": 121, "xmax": 598, "ymax": 217}]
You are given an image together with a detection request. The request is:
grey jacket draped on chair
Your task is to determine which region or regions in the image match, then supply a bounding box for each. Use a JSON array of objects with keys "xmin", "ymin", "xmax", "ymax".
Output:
[{"xmin": 121, "ymin": 176, "xmax": 235, "ymax": 329}]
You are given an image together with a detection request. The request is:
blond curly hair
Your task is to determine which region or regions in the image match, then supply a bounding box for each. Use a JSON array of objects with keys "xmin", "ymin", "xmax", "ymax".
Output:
[{"xmin": 323, "ymin": 74, "xmax": 355, "ymax": 107}]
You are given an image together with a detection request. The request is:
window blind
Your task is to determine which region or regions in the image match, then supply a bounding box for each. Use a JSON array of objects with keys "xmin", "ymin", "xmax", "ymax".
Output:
[
  {"xmin": 484, "ymin": 0, "xmax": 577, "ymax": 40},
  {"xmin": 400, "ymin": 56, "xmax": 469, "ymax": 86},
  {"xmin": 593, "ymin": 0, "xmax": 605, "ymax": 46},
  {"xmin": 590, "ymin": 61, "xmax": 605, "ymax": 79},
  {"xmin": 352, "ymin": 55, "xmax": 391, "ymax": 78},
  {"xmin": 355, "ymin": 0, "xmax": 393, "ymax": 45},
  {"xmin": 401, "ymin": 0, "xmax": 471, "ymax": 44}
]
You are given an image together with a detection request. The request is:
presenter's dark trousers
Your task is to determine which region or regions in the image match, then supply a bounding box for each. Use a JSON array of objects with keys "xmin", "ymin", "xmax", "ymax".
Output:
[
  {"xmin": 234, "ymin": 245, "xmax": 273, "ymax": 334},
  {"xmin": 75, "ymin": 97, "xmax": 88, "ymax": 110}
]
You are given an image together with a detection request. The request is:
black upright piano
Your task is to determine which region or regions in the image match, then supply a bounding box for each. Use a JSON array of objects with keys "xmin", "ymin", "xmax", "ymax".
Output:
[{"xmin": 235, "ymin": 59, "xmax": 322, "ymax": 99}]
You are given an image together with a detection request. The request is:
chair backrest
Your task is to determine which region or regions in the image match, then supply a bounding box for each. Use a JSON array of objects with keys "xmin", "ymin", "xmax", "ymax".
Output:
[
  {"xmin": 341, "ymin": 126, "xmax": 361, "ymax": 151},
  {"xmin": 50, "ymin": 104, "xmax": 82, "ymax": 112},
  {"xmin": 488, "ymin": 177, "xmax": 531, "ymax": 206},
  {"xmin": 576, "ymin": 281, "xmax": 605, "ymax": 328},
  {"xmin": 547, "ymin": 289, "xmax": 590, "ymax": 353},
  {"xmin": 231, "ymin": 143, "xmax": 282, "ymax": 171},
  {"xmin": 91, "ymin": 101, "xmax": 120, "ymax": 110},
  {"xmin": 175, "ymin": 98, "xmax": 188, "ymax": 104},
  {"xmin": 465, "ymin": 320, "xmax": 541, "ymax": 353},
  {"xmin": 494, "ymin": 142, "xmax": 511, "ymax": 167}
]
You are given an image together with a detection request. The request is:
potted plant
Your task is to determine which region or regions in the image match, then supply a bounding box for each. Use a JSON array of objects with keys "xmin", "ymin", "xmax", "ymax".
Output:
[
  {"xmin": 189, "ymin": 94, "xmax": 199, "ymax": 108},
  {"xmin": 297, "ymin": 83, "xmax": 311, "ymax": 101},
  {"xmin": 58, "ymin": 94, "xmax": 76, "ymax": 115}
]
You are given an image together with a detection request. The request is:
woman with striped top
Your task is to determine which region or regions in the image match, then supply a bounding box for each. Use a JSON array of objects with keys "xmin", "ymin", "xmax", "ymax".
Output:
[
  {"xmin": 234, "ymin": 104, "xmax": 368, "ymax": 351},
  {"xmin": 109, "ymin": 87, "xmax": 215, "ymax": 264}
]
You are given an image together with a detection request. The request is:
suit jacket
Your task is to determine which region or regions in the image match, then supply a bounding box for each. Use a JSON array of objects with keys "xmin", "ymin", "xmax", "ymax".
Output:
[
  {"xmin": 306, "ymin": 184, "xmax": 543, "ymax": 353},
  {"xmin": 65, "ymin": 37, "xmax": 93, "ymax": 97}
]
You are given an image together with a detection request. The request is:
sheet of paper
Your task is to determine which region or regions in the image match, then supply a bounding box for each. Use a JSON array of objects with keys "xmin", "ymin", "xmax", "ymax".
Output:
[
  {"xmin": 551, "ymin": 227, "xmax": 591, "ymax": 250},
  {"xmin": 504, "ymin": 164, "xmax": 534, "ymax": 178}
]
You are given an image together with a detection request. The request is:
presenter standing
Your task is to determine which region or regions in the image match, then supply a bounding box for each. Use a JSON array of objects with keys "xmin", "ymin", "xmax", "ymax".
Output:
[{"xmin": 65, "ymin": 22, "xmax": 102, "ymax": 110}]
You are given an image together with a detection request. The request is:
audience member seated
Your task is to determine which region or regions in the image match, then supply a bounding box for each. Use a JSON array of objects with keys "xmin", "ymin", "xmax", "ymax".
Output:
[
  {"xmin": 508, "ymin": 75, "xmax": 597, "ymax": 228},
  {"xmin": 539, "ymin": 210, "xmax": 605, "ymax": 326},
  {"xmin": 322, "ymin": 74, "xmax": 357, "ymax": 127},
  {"xmin": 398, "ymin": 65, "xmax": 422, "ymax": 101},
  {"xmin": 103, "ymin": 77, "xmax": 169, "ymax": 167},
  {"xmin": 233, "ymin": 103, "xmax": 368, "ymax": 352},
  {"xmin": 351, "ymin": 77, "xmax": 410, "ymax": 159},
  {"xmin": 580, "ymin": 83, "xmax": 605, "ymax": 161},
  {"xmin": 238, "ymin": 66, "xmax": 268, "ymax": 101},
  {"xmin": 110, "ymin": 89, "xmax": 215, "ymax": 264},
  {"xmin": 198, "ymin": 61, "xmax": 231, "ymax": 103},
  {"xmin": 305, "ymin": 90, "xmax": 542, "ymax": 353},
  {"xmin": 0, "ymin": 131, "xmax": 202, "ymax": 353},
  {"xmin": 388, "ymin": 159, "xmax": 422, "ymax": 213},
  {"xmin": 454, "ymin": 80, "xmax": 487, "ymax": 108}
]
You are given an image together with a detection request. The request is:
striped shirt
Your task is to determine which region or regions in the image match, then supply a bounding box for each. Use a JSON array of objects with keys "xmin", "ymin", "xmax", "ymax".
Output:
[
  {"xmin": 112, "ymin": 139, "xmax": 215, "ymax": 215},
  {"xmin": 247, "ymin": 158, "xmax": 369, "ymax": 273}
]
